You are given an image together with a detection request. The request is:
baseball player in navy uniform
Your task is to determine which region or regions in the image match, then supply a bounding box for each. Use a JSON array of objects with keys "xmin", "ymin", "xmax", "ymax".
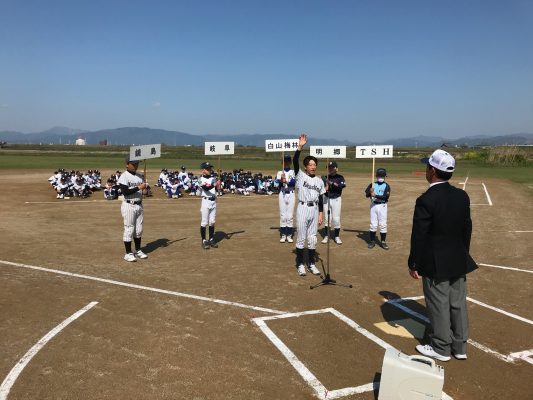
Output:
[
  {"xmin": 321, "ymin": 161, "xmax": 346, "ymax": 245},
  {"xmin": 293, "ymin": 134, "xmax": 325, "ymax": 276},
  {"xmin": 118, "ymin": 157, "xmax": 148, "ymax": 262},
  {"xmin": 199, "ymin": 162, "xmax": 221, "ymax": 249},
  {"xmin": 365, "ymin": 168, "xmax": 391, "ymax": 249},
  {"xmin": 276, "ymin": 154, "xmax": 296, "ymax": 243}
]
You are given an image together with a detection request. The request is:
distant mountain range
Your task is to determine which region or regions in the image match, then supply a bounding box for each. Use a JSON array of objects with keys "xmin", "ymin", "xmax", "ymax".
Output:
[{"xmin": 1, "ymin": 126, "xmax": 532, "ymax": 147}]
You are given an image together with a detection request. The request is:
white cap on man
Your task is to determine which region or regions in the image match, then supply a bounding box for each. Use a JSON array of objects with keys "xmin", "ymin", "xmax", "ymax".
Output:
[{"xmin": 421, "ymin": 149, "xmax": 455, "ymax": 172}]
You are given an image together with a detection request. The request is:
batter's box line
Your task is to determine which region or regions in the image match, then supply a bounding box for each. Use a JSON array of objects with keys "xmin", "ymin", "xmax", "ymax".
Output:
[
  {"xmin": 385, "ymin": 297, "xmax": 532, "ymax": 365},
  {"xmin": 253, "ymin": 308, "xmax": 453, "ymax": 400}
]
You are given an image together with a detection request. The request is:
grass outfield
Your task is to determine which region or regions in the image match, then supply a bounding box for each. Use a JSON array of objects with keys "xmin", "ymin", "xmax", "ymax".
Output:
[{"xmin": 0, "ymin": 145, "xmax": 531, "ymax": 184}]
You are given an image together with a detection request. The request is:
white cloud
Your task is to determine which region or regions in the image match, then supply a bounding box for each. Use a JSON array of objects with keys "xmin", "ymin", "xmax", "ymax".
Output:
[{"xmin": 152, "ymin": 101, "xmax": 161, "ymax": 108}]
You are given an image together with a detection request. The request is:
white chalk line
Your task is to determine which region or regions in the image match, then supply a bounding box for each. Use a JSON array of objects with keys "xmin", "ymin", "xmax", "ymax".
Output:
[
  {"xmin": 508, "ymin": 231, "xmax": 533, "ymax": 233},
  {"xmin": 478, "ymin": 263, "xmax": 533, "ymax": 274},
  {"xmin": 507, "ymin": 349, "xmax": 533, "ymax": 365},
  {"xmin": 466, "ymin": 297, "xmax": 533, "ymax": 325},
  {"xmin": 254, "ymin": 308, "xmax": 453, "ymax": 400},
  {"xmin": 481, "ymin": 182, "xmax": 493, "ymax": 206},
  {"xmin": 385, "ymin": 297, "xmax": 531, "ymax": 364},
  {"xmin": 0, "ymin": 301, "xmax": 98, "ymax": 400},
  {"xmin": 0, "ymin": 260, "xmax": 285, "ymax": 316},
  {"xmin": 459, "ymin": 176, "xmax": 469, "ymax": 190}
]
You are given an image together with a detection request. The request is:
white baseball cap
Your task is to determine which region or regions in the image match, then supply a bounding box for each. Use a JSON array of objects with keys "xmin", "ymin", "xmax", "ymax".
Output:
[{"xmin": 421, "ymin": 149, "xmax": 455, "ymax": 172}]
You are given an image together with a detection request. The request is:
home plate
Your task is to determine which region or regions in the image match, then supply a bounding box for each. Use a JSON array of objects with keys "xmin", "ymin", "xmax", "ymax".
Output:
[{"xmin": 374, "ymin": 318, "xmax": 426, "ymax": 339}]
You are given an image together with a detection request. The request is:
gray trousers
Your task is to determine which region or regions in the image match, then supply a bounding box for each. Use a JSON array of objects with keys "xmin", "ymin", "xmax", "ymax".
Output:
[{"xmin": 422, "ymin": 275, "xmax": 469, "ymax": 356}]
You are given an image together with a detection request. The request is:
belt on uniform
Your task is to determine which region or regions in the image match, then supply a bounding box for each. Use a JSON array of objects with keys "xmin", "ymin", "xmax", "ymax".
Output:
[
  {"xmin": 373, "ymin": 201, "xmax": 386, "ymax": 205},
  {"xmin": 203, "ymin": 196, "xmax": 216, "ymax": 201},
  {"xmin": 299, "ymin": 201, "xmax": 317, "ymax": 206},
  {"xmin": 125, "ymin": 199, "xmax": 142, "ymax": 205}
]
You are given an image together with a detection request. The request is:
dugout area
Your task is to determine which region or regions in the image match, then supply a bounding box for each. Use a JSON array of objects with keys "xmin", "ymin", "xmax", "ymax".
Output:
[{"xmin": 0, "ymin": 169, "xmax": 531, "ymax": 399}]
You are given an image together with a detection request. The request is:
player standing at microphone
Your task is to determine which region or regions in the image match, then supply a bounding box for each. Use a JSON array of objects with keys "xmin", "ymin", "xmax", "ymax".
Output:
[
  {"xmin": 321, "ymin": 161, "xmax": 346, "ymax": 245},
  {"xmin": 118, "ymin": 157, "xmax": 148, "ymax": 262},
  {"xmin": 198, "ymin": 162, "xmax": 221, "ymax": 249},
  {"xmin": 276, "ymin": 154, "xmax": 296, "ymax": 243},
  {"xmin": 293, "ymin": 134, "xmax": 325, "ymax": 276}
]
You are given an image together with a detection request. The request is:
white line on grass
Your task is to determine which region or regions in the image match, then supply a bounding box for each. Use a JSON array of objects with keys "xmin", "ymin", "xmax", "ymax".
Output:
[
  {"xmin": 0, "ymin": 301, "xmax": 98, "ymax": 400},
  {"xmin": 0, "ymin": 260, "xmax": 285, "ymax": 315},
  {"xmin": 478, "ymin": 263, "xmax": 533, "ymax": 274},
  {"xmin": 482, "ymin": 182, "xmax": 493, "ymax": 206},
  {"xmin": 459, "ymin": 176, "xmax": 469, "ymax": 190}
]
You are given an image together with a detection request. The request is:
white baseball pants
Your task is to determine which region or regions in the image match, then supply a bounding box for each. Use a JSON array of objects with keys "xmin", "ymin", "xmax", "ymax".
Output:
[
  {"xmin": 121, "ymin": 202, "xmax": 143, "ymax": 241},
  {"xmin": 295, "ymin": 203, "xmax": 319, "ymax": 249},
  {"xmin": 323, "ymin": 196, "xmax": 341, "ymax": 229},
  {"xmin": 369, "ymin": 203, "xmax": 387, "ymax": 233},
  {"xmin": 200, "ymin": 198, "xmax": 217, "ymax": 227},
  {"xmin": 278, "ymin": 192, "xmax": 295, "ymax": 228}
]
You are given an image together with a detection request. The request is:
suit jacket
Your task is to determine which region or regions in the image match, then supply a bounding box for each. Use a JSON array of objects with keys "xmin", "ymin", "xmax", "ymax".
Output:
[{"xmin": 408, "ymin": 182, "xmax": 477, "ymax": 280}]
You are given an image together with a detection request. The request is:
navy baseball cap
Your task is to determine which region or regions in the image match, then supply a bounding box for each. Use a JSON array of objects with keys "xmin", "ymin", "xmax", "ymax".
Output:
[
  {"xmin": 180, "ymin": 165, "xmax": 186, "ymax": 170},
  {"xmin": 328, "ymin": 161, "xmax": 338, "ymax": 168},
  {"xmin": 421, "ymin": 149, "xmax": 455, "ymax": 172},
  {"xmin": 376, "ymin": 168, "xmax": 387, "ymax": 177},
  {"xmin": 200, "ymin": 162, "xmax": 212, "ymax": 169},
  {"xmin": 283, "ymin": 155, "xmax": 291, "ymax": 161},
  {"xmin": 125, "ymin": 156, "xmax": 140, "ymax": 164}
]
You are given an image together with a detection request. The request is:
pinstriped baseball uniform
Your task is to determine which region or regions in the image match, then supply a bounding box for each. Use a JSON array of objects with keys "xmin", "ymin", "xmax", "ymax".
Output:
[
  {"xmin": 199, "ymin": 175, "xmax": 217, "ymax": 227},
  {"xmin": 276, "ymin": 168, "xmax": 296, "ymax": 230},
  {"xmin": 294, "ymin": 156, "xmax": 325, "ymax": 250},
  {"xmin": 117, "ymin": 170, "xmax": 144, "ymax": 241}
]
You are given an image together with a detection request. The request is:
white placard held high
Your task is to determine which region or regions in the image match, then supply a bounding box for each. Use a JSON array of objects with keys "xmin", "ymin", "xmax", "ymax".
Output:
[
  {"xmin": 355, "ymin": 145, "xmax": 394, "ymax": 159},
  {"xmin": 129, "ymin": 144, "xmax": 161, "ymax": 161},
  {"xmin": 309, "ymin": 146, "xmax": 347, "ymax": 159},
  {"xmin": 204, "ymin": 142, "xmax": 235, "ymax": 155},
  {"xmin": 265, "ymin": 139, "xmax": 299, "ymax": 152}
]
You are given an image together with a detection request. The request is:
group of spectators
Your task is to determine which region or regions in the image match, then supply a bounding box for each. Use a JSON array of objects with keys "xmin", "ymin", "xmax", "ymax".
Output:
[
  {"xmin": 48, "ymin": 169, "xmax": 102, "ymax": 199},
  {"xmin": 156, "ymin": 166, "xmax": 279, "ymax": 198}
]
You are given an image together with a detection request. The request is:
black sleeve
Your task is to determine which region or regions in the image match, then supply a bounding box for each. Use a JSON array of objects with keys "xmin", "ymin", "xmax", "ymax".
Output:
[
  {"xmin": 119, "ymin": 184, "xmax": 139, "ymax": 196},
  {"xmin": 364, "ymin": 183, "xmax": 372, "ymax": 198},
  {"xmin": 318, "ymin": 194, "xmax": 323, "ymax": 212},
  {"xmin": 293, "ymin": 149, "xmax": 300, "ymax": 175}
]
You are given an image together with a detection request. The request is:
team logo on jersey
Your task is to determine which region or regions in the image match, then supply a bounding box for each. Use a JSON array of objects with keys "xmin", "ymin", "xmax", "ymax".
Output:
[{"xmin": 303, "ymin": 181, "xmax": 322, "ymax": 192}]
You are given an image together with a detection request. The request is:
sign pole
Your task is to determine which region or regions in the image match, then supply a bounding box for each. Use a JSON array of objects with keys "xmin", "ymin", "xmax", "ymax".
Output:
[
  {"xmin": 372, "ymin": 157, "xmax": 375, "ymax": 185},
  {"xmin": 325, "ymin": 157, "xmax": 331, "ymax": 277}
]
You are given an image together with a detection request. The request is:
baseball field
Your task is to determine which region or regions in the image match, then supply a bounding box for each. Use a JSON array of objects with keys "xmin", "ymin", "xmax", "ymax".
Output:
[{"xmin": 0, "ymin": 147, "xmax": 531, "ymax": 400}]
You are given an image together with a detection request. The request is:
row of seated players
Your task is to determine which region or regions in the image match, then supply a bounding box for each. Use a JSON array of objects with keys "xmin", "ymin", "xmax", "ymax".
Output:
[
  {"xmin": 48, "ymin": 169, "xmax": 102, "ymax": 199},
  {"xmin": 157, "ymin": 166, "xmax": 281, "ymax": 198}
]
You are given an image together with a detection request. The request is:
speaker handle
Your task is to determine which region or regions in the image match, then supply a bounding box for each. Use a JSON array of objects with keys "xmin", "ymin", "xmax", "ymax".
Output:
[{"xmin": 407, "ymin": 355, "xmax": 436, "ymax": 368}]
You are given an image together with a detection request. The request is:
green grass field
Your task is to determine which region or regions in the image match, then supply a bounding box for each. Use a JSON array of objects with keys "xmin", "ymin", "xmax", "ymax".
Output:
[{"xmin": 1, "ymin": 144, "xmax": 531, "ymax": 184}]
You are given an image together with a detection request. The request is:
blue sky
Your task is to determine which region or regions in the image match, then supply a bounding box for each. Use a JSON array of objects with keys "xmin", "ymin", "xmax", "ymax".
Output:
[{"xmin": 1, "ymin": 0, "xmax": 532, "ymax": 140}]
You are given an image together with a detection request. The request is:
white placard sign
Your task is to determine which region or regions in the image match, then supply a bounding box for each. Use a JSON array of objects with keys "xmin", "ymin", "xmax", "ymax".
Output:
[
  {"xmin": 309, "ymin": 146, "xmax": 347, "ymax": 158},
  {"xmin": 265, "ymin": 139, "xmax": 299, "ymax": 152},
  {"xmin": 129, "ymin": 144, "xmax": 161, "ymax": 161},
  {"xmin": 204, "ymin": 142, "xmax": 235, "ymax": 155},
  {"xmin": 355, "ymin": 145, "xmax": 394, "ymax": 158}
]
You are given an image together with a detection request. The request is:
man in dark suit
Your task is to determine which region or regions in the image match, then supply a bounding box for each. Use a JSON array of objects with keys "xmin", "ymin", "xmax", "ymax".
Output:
[{"xmin": 408, "ymin": 149, "xmax": 477, "ymax": 362}]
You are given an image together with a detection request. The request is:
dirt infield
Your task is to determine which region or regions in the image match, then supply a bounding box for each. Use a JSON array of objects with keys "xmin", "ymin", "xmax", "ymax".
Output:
[{"xmin": 0, "ymin": 169, "xmax": 531, "ymax": 399}]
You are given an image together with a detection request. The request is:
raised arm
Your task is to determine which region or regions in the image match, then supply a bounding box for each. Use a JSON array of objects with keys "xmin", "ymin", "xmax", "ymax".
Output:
[{"xmin": 293, "ymin": 133, "xmax": 308, "ymax": 175}]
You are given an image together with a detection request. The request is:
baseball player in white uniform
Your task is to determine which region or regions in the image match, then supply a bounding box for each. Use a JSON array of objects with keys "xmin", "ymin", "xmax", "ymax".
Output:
[
  {"xmin": 118, "ymin": 157, "xmax": 148, "ymax": 262},
  {"xmin": 198, "ymin": 162, "xmax": 221, "ymax": 249},
  {"xmin": 293, "ymin": 134, "xmax": 325, "ymax": 276},
  {"xmin": 276, "ymin": 154, "xmax": 296, "ymax": 243},
  {"xmin": 321, "ymin": 161, "xmax": 346, "ymax": 245},
  {"xmin": 364, "ymin": 168, "xmax": 391, "ymax": 249}
]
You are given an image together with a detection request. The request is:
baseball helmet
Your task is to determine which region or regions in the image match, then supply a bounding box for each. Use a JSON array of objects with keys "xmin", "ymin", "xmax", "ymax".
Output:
[{"xmin": 376, "ymin": 168, "xmax": 387, "ymax": 177}]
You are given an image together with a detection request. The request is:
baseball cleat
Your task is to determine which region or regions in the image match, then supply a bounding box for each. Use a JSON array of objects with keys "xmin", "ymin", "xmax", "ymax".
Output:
[
  {"xmin": 368, "ymin": 241, "xmax": 376, "ymax": 249},
  {"xmin": 381, "ymin": 241, "xmax": 389, "ymax": 250},
  {"xmin": 280, "ymin": 235, "xmax": 287, "ymax": 243},
  {"xmin": 321, "ymin": 236, "xmax": 328, "ymax": 244},
  {"xmin": 308, "ymin": 264, "xmax": 321, "ymax": 275},
  {"xmin": 297, "ymin": 264, "xmax": 306, "ymax": 276},
  {"xmin": 334, "ymin": 237, "xmax": 342, "ymax": 245},
  {"xmin": 209, "ymin": 239, "xmax": 218, "ymax": 248},
  {"xmin": 135, "ymin": 250, "xmax": 148, "ymax": 259},
  {"xmin": 202, "ymin": 240, "xmax": 210, "ymax": 249},
  {"xmin": 286, "ymin": 236, "xmax": 293, "ymax": 243},
  {"xmin": 124, "ymin": 253, "xmax": 137, "ymax": 262}
]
